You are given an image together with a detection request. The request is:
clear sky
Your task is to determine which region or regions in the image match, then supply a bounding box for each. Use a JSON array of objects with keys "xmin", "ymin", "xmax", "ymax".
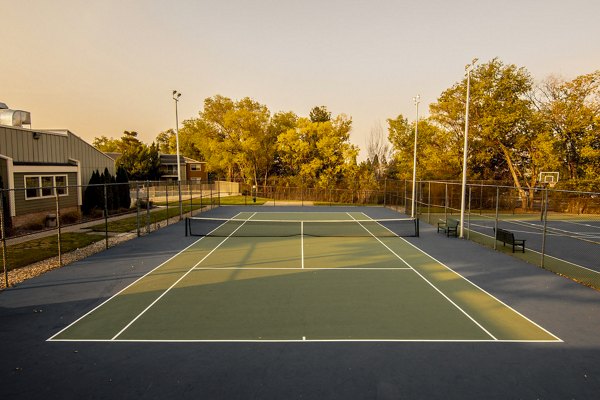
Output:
[{"xmin": 2, "ymin": 0, "xmax": 599, "ymax": 159}]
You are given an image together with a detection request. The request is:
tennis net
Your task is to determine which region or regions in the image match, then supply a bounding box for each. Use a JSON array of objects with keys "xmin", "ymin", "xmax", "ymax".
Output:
[{"xmin": 185, "ymin": 217, "xmax": 419, "ymax": 238}]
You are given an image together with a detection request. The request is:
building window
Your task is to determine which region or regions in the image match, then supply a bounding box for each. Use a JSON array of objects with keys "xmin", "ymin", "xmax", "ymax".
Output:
[
  {"xmin": 24, "ymin": 175, "xmax": 69, "ymax": 199},
  {"xmin": 55, "ymin": 175, "xmax": 68, "ymax": 195},
  {"xmin": 190, "ymin": 164, "xmax": 202, "ymax": 171}
]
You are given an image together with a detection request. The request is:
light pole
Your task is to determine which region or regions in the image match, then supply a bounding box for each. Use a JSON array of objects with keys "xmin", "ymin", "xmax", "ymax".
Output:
[
  {"xmin": 411, "ymin": 95, "xmax": 420, "ymax": 218},
  {"xmin": 459, "ymin": 59, "xmax": 477, "ymax": 238},
  {"xmin": 173, "ymin": 90, "xmax": 182, "ymax": 220}
]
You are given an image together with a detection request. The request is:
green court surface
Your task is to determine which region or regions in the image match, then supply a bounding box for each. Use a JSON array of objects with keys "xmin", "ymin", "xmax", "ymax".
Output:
[{"xmin": 50, "ymin": 212, "xmax": 560, "ymax": 342}]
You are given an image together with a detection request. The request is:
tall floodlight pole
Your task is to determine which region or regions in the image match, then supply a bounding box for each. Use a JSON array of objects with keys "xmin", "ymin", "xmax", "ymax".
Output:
[
  {"xmin": 459, "ymin": 59, "xmax": 478, "ymax": 238},
  {"xmin": 411, "ymin": 95, "xmax": 420, "ymax": 218},
  {"xmin": 173, "ymin": 90, "xmax": 182, "ymax": 220}
]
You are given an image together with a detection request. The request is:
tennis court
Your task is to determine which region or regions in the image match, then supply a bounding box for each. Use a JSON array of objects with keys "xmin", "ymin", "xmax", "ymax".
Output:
[
  {"xmin": 49, "ymin": 211, "xmax": 559, "ymax": 342},
  {"xmin": 463, "ymin": 213, "xmax": 600, "ymax": 272}
]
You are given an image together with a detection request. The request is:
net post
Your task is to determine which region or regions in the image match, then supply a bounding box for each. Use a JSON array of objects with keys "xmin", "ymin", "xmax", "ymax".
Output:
[{"xmin": 185, "ymin": 217, "xmax": 189, "ymax": 237}]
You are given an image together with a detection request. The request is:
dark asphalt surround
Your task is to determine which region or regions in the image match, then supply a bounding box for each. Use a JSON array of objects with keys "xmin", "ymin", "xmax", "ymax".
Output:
[{"xmin": 2, "ymin": 206, "xmax": 600, "ymax": 399}]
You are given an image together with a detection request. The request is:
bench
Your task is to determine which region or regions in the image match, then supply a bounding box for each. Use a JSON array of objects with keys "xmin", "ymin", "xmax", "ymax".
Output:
[
  {"xmin": 495, "ymin": 228, "xmax": 526, "ymax": 253},
  {"xmin": 437, "ymin": 218, "xmax": 458, "ymax": 237}
]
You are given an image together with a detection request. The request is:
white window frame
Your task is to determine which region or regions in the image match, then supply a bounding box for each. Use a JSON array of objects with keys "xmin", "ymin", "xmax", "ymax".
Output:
[{"xmin": 24, "ymin": 175, "xmax": 69, "ymax": 200}]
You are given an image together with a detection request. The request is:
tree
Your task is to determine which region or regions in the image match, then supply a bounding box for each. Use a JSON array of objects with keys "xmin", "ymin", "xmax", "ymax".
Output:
[
  {"xmin": 430, "ymin": 58, "xmax": 538, "ymax": 206},
  {"xmin": 180, "ymin": 95, "xmax": 278, "ymax": 186},
  {"xmin": 533, "ymin": 71, "xmax": 600, "ymax": 186},
  {"xmin": 115, "ymin": 131, "xmax": 160, "ymax": 181},
  {"xmin": 115, "ymin": 166, "xmax": 131, "ymax": 209},
  {"xmin": 277, "ymin": 113, "xmax": 358, "ymax": 188},
  {"xmin": 92, "ymin": 136, "xmax": 121, "ymax": 152},
  {"xmin": 388, "ymin": 115, "xmax": 454, "ymax": 180},
  {"xmin": 309, "ymin": 106, "xmax": 331, "ymax": 123},
  {"xmin": 82, "ymin": 170, "xmax": 102, "ymax": 215},
  {"xmin": 366, "ymin": 122, "xmax": 393, "ymax": 179},
  {"xmin": 155, "ymin": 129, "xmax": 177, "ymax": 154}
]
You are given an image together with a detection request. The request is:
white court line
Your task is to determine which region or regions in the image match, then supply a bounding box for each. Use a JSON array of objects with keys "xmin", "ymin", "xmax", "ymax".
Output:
[
  {"xmin": 46, "ymin": 212, "xmax": 244, "ymax": 342},
  {"xmin": 470, "ymin": 229, "xmax": 600, "ymax": 276},
  {"xmin": 192, "ymin": 267, "xmax": 413, "ymax": 270},
  {"xmin": 301, "ymin": 221, "xmax": 304, "ymax": 269},
  {"xmin": 501, "ymin": 219, "xmax": 600, "ymax": 243},
  {"xmin": 110, "ymin": 212, "xmax": 257, "ymax": 341},
  {"xmin": 363, "ymin": 212, "xmax": 562, "ymax": 342},
  {"xmin": 49, "ymin": 338, "xmax": 560, "ymax": 343},
  {"xmin": 347, "ymin": 213, "xmax": 498, "ymax": 341}
]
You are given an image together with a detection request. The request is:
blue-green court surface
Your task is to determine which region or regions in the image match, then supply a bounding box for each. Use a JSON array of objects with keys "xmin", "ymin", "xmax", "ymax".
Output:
[{"xmin": 49, "ymin": 211, "xmax": 560, "ymax": 342}]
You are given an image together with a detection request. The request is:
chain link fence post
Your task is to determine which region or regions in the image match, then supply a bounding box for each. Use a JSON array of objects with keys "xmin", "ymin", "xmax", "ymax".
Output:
[
  {"xmin": 1, "ymin": 191, "xmax": 9, "ymax": 288},
  {"xmin": 493, "ymin": 187, "xmax": 500, "ymax": 250},
  {"xmin": 166, "ymin": 182, "xmax": 169, "ymax": 226},
  {"xmin": 136, "ymin": 182, "xmax": 141, "ymax": 237},
  {"xmin": 103, "ymin": 184, "xmax": 109, "ymax": 249},
  {"xmin": 56, "ymin": 191, "xmax": 62, "ymax": 266},
  {"xmin": 540, "ymin": 188, "xmax": 549, "ymax": 268}
]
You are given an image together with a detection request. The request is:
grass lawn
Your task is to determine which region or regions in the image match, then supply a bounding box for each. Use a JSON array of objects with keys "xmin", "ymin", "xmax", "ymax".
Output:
[
  {"xmin": 218, "ymin": 195, "xmax": 269, "ymax": 205},
  {"xmin": 89, "ymin": 204, "xmax": 204, "ymax": 233},
  {"xmin": 1, "ymin": 233, "xmax": 105, "ymax": 271}
]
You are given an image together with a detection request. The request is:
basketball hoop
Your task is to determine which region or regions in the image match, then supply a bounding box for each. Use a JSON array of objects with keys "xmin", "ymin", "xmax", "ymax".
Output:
[{"xmin": 539, "ymin": 171, "xmax": 559, "ymax": 188}]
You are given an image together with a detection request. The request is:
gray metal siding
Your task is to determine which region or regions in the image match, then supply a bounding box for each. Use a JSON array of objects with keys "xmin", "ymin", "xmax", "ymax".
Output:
[
  {"xmin": 1, "ymin": 126, "xmax": 115, "ymax": 187},
  {"xmin": 0, "ymin": 126, "xmax": 68, "ymax": 163},
  {"xmin": 67, "ymin": 132, "xmax": 115, "ymax": 185}
]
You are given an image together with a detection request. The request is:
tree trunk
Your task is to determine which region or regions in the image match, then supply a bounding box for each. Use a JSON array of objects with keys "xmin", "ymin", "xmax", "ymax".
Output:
[{"xmin": 498, "ymin": 141, "xmax": 527, "ymax": 209}]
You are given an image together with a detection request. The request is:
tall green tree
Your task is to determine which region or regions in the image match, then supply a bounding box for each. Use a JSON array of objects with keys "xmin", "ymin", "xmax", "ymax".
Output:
[
  {"xmin": 92, "ymin": 136, "xmax": 121, "ymax": 152},
  {"xmin": 155, "ymin": 129, "xmax": 177, "ymax": 154},
  {"xmin": 388, "ymin": 115, "xmax": 455, "ymax": 180},
  {"xmin": 533, "ymin": 71, "xmax": 600, "ymax": 186},
  {"xmin": 430, "ymin": 58, "xmax": 539, "ymax": 205},
  {"xmin": 277, "ymin": 114, "xmax": 358, "ymax": 187},
  {"xmin": 180, "ymin": 95, "xmax": 277, "ymax": 185},
  {"xmin": 309, "ymin": 106, "xmax": 332, "ymax": 123},
  {"xmin": 115, "ymin": 131, "xmax": 160, "ymax": 181}
]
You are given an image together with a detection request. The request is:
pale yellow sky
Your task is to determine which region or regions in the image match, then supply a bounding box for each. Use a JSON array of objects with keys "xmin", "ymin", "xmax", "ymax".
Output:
[{"xmin": 2, "ymin": 0, "xmax": 599, "ymax": 159}]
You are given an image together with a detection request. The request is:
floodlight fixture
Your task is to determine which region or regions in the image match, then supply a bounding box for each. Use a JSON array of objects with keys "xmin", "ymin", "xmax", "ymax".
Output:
[
  {"xmin": 173, "ymin": 90, "xmax": 183, "ymax": 219},
  {"xmin": 411, "ymin": 95, "xmax": 420, "ymax": 218}
]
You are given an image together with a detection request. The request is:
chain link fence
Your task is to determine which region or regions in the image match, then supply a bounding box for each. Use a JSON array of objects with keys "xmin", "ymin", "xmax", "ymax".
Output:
[
  {"xmin": 1, "ymin": 180, "xmax": 230, "ymax": 288},
  {"xmin": 3, "ymin": 178, "xmax": 598, "ymax": 290},
  {"xmin": 412, "ymin": 180, "xmax": 600, "ymax": 290}
]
